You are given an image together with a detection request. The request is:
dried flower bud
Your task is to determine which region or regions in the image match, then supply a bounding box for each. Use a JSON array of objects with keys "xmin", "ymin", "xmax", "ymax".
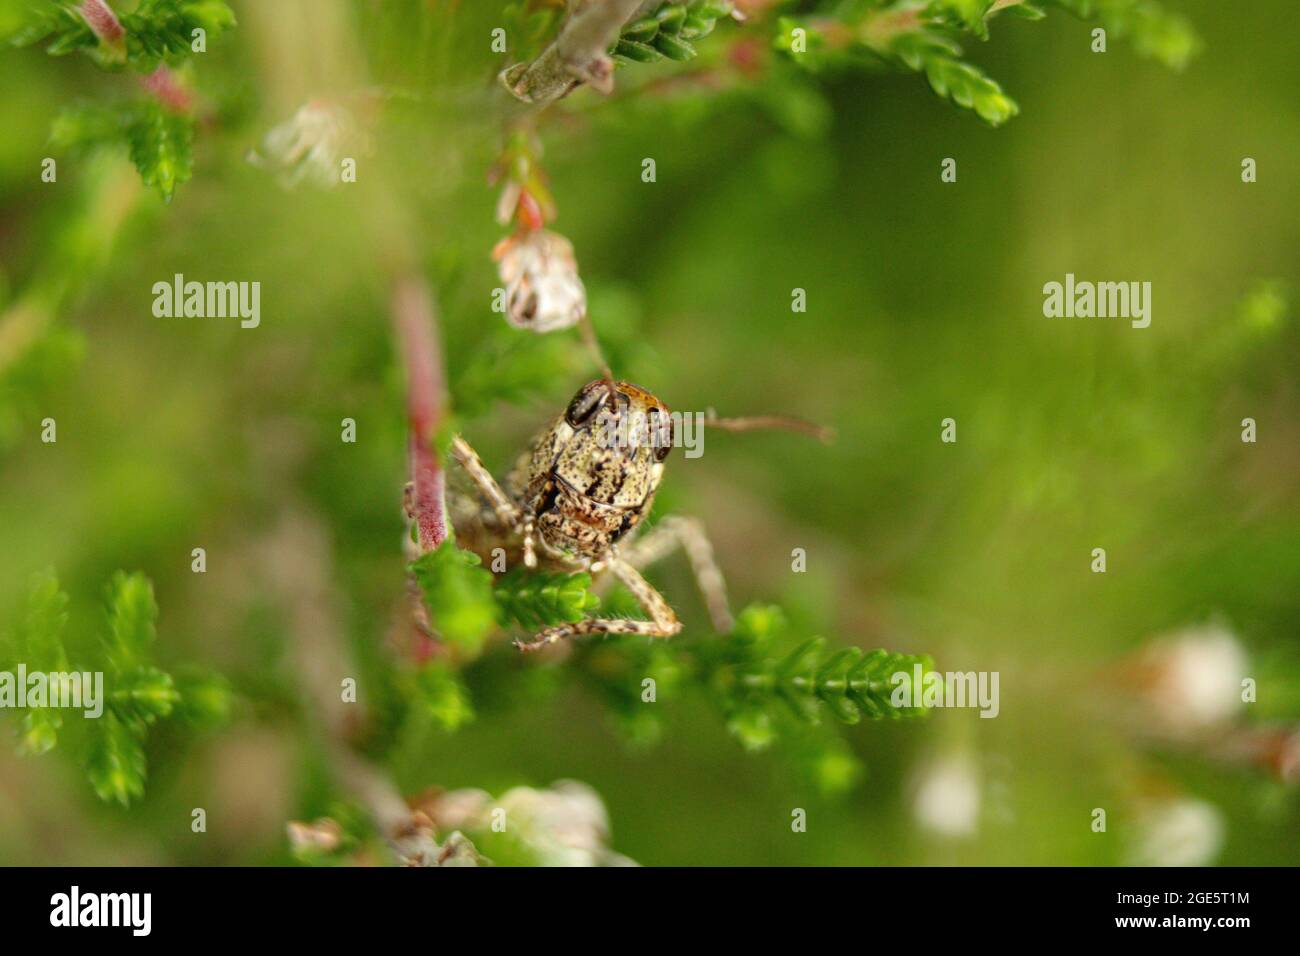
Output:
[
  {"xmin": 1138, "ymin": 625, "xmax": 1248, "ymax": 733},
  {"xmin": 910, "ymin": 752, "xmax": 981, "ymax": 839},
  {"xmin": 248, "ymin": 101, "xmax": 362, "ymax": 190},
  {"xmin": 415, "ymin": 779, "xmax": 635, "ymax": 866},
  {"xmin": 494, "ymin": 181, "xmax": 523, "ymax": 226},
  {"xmin": 286, "ymin": 817, "xmax": 343, "ymax": 853},
  {"xmin": 1126, "ymin": 797, "xmax": 1224, "ymax": 867},
  {"xmin": 430, "ymin": 830, "xmax": 489, "ymax": 867},
  {"xmin": 494, "ymin": 230, "xmax": 587, "ymax": 333}
]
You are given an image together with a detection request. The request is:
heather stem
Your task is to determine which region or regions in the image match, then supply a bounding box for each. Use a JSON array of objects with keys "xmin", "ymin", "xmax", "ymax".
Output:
[
  {"xmin": 79, "ymin": 0, "xmax": 124, "ymax": 43},
  {"xmin": 78, "ymin": 0, "xmax": 127, "ymax": 61},
  {"xmin": 393, "ymin": 275, "xmax": 449, "ymax": 554},
  {"xmin": 500, "ymin": 0, "xmax": 644, "ymax": 105},
  {"xmin": 141, "ymin": 65, "xmax": 194, "ymax": 113}
]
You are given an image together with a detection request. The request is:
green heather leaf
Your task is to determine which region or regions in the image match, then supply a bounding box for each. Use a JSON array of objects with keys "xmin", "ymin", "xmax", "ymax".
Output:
[
  {"xmin": 49, "ymin": 98, "xmax": 197, "ymax": 201},
  {"xmin": 819, "ymin": 691, "xmax": 861, "ymax": 724},
  {"xmin": 816, "ymin": 647, "xmax": 862, "ymax": 683},
  {"xmin": 654, "ymin": 4, "xmax": 687, "ymax": 35},
  {"xmin": 4, "ymin": 572, "xmax": 70, "ymax": 752},
  {"xmin": 87, "ymin": 711, "xmax": 147, "ymax": 806},
  {"xmin": 927, "ymin": 0, "xmax": 996, "ymax": 38},
  {"xmin": 121, "ymin": 0, "xmax": 236, "ymax": 71},
  {"xmin": 924, "ymin": 56, "xmax": 1019, "ymax": 126},
  {"xmin": 776, "ymin": 636, "xmax": 824, "ymax": 681},
  {"xmin": 124, "ymin": 100, "xmax": 194, "ymax": 202},
  {"xmin": 732, "ymin": 604, "xmax": 784, "ymax": 645},
  {"xmin": 609, "ymin": 3, "xmax": 730, "ymax": 68},
  {"xmin": 652, "ymin": 32, "xmax": 696, "ymax": 61},
  {"xmin": 414, "ymin": 661, "xmax": 474, "ymax": 732},
  {"xmin": 3, "ymin": 572, "xmax": 67, "ymax": 755},
  {"xmin": 49, "ymin": 102, "xmax": 129, "ymax": 153},
  {"xmin": 778, "ymin": 682, "xmax": 824, "ymax": 723},
  {"xmin": 621, "ymin": 17, "xmax": 659, "ymax": 43},
  {"xmin": 848, "ymin": 650, "xmax": 934, "ymax": 718},
  {"xmin": 18, "ymin": 704, "xmax": 63, "ymax": 755},
  {"xmin": 110, "ymin": 665, "xmax": 180, "ymax": 727},
  {"xmin": 798, "ymin": 736, "xmax": 863, "ymax": 797},
  {"xmin": 691, "ymin": 1, "xmax": 733, "ymax": 18},
  {"xmin": 613, "ymin": 37, "xmax": 661, "ymax": 63},
  {"xmin": 5, "ymin": 2, "xmax": 96, "ymax": 57},
  {"xmin": 1046, "ymin": 0, "xmax": 1199, "ymax": 70},
  {"xmin": 409, "ymin": 541, "xmax": 499, "ymax": 655},
  {"xmin": 679, "ymin": 14, "xmax": 716, "ymax": 41},
  {"xmin": 494, "ymin": 568, "xmax": 600, "ymax": 629},
  {"xmin": 891, "ymin": 31, "xmax": 962, "ymax": 72},
  {"xmin": 14, "ymin": 568, "xmax": 70, "ymax": 669},
  {"xmin": 172, "ymin": 670, "xmax": 233, "ymax": 726},
  {"xmin": 727, "ymin": 707, "xmax": 776, "ymax": 751},
  {"xmin": 2, "ymin": 566, "xmax": 223, "ymax": 806},
  {"xmin": 1008, "ymin": 2, "xmax": 1047, "ymax": 19},
  {"xmin": 103, "ymin": 570, "xmax": 159, "ymax": 666}
]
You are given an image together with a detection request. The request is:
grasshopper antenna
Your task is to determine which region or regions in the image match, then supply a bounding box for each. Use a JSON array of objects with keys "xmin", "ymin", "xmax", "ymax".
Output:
[
  {"xmin": 578, "ymin": 311, "xmax": 619, "ymax": 402},
  {"xmin": 704, "ymin": 409, "xmax": 835, "ymax": 445}
]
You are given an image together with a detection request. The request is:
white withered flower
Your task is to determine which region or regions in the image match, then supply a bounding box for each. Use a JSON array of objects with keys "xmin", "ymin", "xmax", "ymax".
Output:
[
  {"xmin": 418, "ymin": 779, "xmax": 635, "ymax": 866},
  {"xmin": 910, "ymin": 751, "xmax": 981, "ymax": 839},
  {"xmin": 494, "ymin": 229, "xmax": 587, "ymax": 333},
  {"xmin": 1126, "ymin": 797, "xmax": 1225, "ymax": 867},
  {"xmin": 248, "ymin": 101, "xmax": 360, "ymax": 189},
  {"xmin": 1139, "ymin": 624, "xmax": 1249, "ymax": 734}
]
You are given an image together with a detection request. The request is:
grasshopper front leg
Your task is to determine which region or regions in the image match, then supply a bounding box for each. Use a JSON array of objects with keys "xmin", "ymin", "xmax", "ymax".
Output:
[
  {"xmin": 515, "ymin": 557, "xmax": 681, "ymax": 652},
  {"xmin": 449, "ymin": 434, "xmax": 538, "ymax": 567},
  {"xmin": 616, "ymin": 515, "xmax": 734, "ymax": 634}
]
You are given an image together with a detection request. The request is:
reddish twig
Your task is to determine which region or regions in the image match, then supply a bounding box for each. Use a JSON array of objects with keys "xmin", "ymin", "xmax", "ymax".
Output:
[
  {"xmin": 78, "ymin": 0, "xmax": 127, "ymax": 65},
  {"xmin": 79, "ymin": 0, "xmax": 125, "ymax": 47},
  {"xmin": 393, "ymin": 276, "xmax": 449, "ymax": 554},
  {"xmin": 80, "ymin": 1, "xmax": 195, "ymax": 113},
  {"xmin": 393, "ymin": 275, "xmax": 453, "ymax": 662},
  {"xmin": 499, "ymin": 0, "xmax": 644, "ymax": 105},
  {"xmin": 141, "ymin": 65, "xmax": 194, "ymax": 113},
  {"xmin": 265, "ymin": 510, "xmax": 449, "ymax": 863}
]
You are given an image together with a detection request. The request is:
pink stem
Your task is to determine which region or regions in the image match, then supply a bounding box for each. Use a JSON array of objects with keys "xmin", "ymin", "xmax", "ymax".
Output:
[
  {"xmin": 141, "ymin": 66, "xmax": 194, "ymax": 114},
  {"xmin": 393, "ymin": 276, "xmax": 448, "ymax": 554},
  {"xmin": 79, "ymin": 0, "xmax": 124, "ymax": 45}
]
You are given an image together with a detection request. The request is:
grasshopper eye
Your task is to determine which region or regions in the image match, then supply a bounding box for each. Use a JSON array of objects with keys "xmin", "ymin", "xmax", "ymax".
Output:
[
  {"xmin": 649, "ymin": 408, "xmax": 673, "ymax": 462},
  {"xmin": 565, "ymin": 383, "xmax": 608, "ymax": 427}
]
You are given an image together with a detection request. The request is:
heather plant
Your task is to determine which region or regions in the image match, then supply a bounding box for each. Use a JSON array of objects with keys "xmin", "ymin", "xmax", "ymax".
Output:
[{"xmin": 0, "ymin": 0, "xmax": 1295, "ymax": 868}]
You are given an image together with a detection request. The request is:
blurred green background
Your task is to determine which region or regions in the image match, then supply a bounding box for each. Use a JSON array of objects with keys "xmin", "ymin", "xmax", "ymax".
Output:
[{"xmin": 0, "ymin": 0, "xmax": 1296, "ymax": 865}]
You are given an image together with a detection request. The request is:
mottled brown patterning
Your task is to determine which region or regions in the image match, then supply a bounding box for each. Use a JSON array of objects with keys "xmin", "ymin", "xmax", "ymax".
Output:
[{"xmin": 448, "ymin": 380, "xmax": 732, "ymax": 651}]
